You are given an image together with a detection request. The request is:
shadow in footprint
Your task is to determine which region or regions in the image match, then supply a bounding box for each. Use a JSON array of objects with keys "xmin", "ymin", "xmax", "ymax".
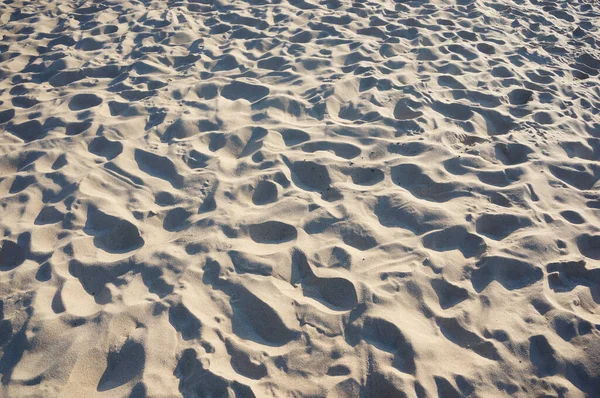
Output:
[
  {"xmin": 97, "ymin": 339, "xmax": 145, "ymax": 391},
  {"xmin": 288, "ymin": 160, "xmax": 332, "ymax": 192},
  {"xmin": 84, "ymin": 207, "xmax": 144, "ymax": 254},
  {"xmin": 422, "ymin": 225, "xmax": 486, "ymax": 258},
  {"xmin": 69, "ymin": 93, "xmax": 103, "ymax": 111},
  {"xmin": 349, "ymin": 167, "xmax": 384, "ymax": 186},
  {"xmin": 576, "ymin": 234, "xmax": 600, "ymax": 260},
  {"xmin": 475, "ymin": 213, "xmax": 532, "ymax": 240},
  {"xmin": 529, "ymin": 335, "xmax": 559, "ymax": 376},
  {"xmin": 169, "ymin": 302, "xmax": 202, "ymax": 340},
  {"xmin": 0, "ymin": 240, "xmax": 27, "ymax": 271},
  {"xmin": 134, "ymin": 149, "xmax": 183, "ymax": 188},
  {"xmin": 221, "ymin": 81, "xmax": 269, "ymax": 102},
  {"xmin": 252, "ymin": 180, "xmax": 278, "ymax": 205},
  {"xmin": 248, "ymin": 221, "xmax": 297, "ymax": 244},
  {"xmin": 163, "ymin": 208, "xmax": 193, "ymax": 232},
  {"xmin": 471, "ymin": 256, "xmax": 542, "ymax": 292},
  {"xmin": 431, "ymin": 279, "xmax": 469, "ymax": 309}
]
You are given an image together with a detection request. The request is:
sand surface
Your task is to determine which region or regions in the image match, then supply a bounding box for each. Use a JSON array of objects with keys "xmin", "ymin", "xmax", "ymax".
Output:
[{"xmin": 1, "ymin": 0, "xmax": 600, "ymax": 396}]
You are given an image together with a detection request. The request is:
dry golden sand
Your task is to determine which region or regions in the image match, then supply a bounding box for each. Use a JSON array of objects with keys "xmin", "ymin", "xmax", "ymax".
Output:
[{"xmin": 0, "ymin": 0, "xmax": 600, "ymax": 396}]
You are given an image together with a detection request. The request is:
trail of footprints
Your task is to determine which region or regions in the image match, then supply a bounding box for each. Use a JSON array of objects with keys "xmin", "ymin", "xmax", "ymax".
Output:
[{"xmin": 1, "ymin": 0, "xmax": 600, "ymax": 396}]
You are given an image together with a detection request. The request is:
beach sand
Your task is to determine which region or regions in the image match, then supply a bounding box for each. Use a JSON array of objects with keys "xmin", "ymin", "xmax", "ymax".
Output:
[{"xmin": 1, "ymin": 0, "xmax": 599, "ymax": 396}]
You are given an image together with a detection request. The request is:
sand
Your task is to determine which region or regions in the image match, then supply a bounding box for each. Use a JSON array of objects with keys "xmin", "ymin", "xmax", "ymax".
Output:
[{"xmin": 0, "ymin": 0, "xmax": 599, "ymax": 396}]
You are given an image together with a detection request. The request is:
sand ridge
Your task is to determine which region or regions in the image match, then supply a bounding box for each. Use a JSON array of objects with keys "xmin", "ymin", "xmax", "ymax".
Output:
[{"xmin": 0, "ymin": 0, "xmax": 600, "ymax": 396}]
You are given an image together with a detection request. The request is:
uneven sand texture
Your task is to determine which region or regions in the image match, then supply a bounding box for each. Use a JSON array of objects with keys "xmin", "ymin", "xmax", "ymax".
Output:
[{"xmin": 1, "ymin": 0, "xmax": 600, "ymax": 396}]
